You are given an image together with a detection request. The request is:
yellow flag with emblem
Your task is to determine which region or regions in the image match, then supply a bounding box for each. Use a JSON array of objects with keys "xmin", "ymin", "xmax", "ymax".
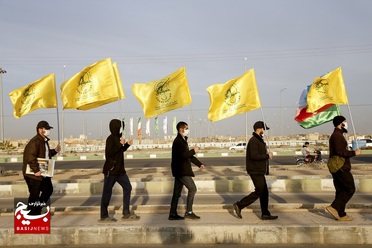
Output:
[
  {"xmin": 60, "ymin": 58, "xmax": 125, "ymax": 110},
  {"xmin": 307, "ymin": 67, "xmax": 348, "ymax": 113},
  {"xmin": 9, "ymin": 73, "xmax": 57, "ymax": 119},
  {"xmin": 207, "ymin": 68, "xmax": 261, "ymax": 122},
  {"xmin": 132, "ymin": 67, "xmax": 192, "ymax": 118}
]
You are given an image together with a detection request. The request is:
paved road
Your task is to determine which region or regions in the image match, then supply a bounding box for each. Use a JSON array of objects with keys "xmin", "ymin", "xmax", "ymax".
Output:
[
  {"xmin": 1, "ymin": 155, "xmax": 372, "ymax": 171},
  {"xmin": 2, "ymin": 192, "xmax": 372, "ymax": 209},
  {"xmin": 9, "ymin": 245, "xmax": 370, "ymax": 248}
]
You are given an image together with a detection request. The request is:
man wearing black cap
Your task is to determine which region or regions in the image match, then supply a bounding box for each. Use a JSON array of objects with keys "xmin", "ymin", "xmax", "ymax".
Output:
[
  {"xmin": 326, "ymin": 116, "xmax": 360, "ymax": 221},
  {"xmin": 23, "ymin": 121, "xmax": 61, "ymax": 215},
  {"xmin": 233, "ymin": 121, "xmax": 278, "ymax": 220}
]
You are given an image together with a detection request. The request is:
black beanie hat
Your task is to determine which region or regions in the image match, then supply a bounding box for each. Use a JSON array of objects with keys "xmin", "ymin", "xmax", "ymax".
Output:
[{"xmin": 333, "ymin": 115, "xmax": 346, "ymax": 127}]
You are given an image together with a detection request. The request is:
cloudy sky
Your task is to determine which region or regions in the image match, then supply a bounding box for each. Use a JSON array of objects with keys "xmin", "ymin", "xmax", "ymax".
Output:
[{"xmin": 1, "ymin": 0, "xmax": 372, "ymax": 141}]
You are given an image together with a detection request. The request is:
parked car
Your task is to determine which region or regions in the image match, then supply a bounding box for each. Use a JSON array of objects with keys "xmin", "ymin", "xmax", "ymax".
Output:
[{"xmin": 229, "ymin": 142, "xmax": 246, "ymax": 151}]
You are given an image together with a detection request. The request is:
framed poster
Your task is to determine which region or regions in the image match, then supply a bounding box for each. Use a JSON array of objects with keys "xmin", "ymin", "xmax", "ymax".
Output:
[{"xmin": 26, "ymin": 158, "xmax": 55, "ymax": 177}]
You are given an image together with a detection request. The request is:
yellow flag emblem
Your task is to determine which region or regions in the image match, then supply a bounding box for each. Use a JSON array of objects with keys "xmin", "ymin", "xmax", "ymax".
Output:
[
  {"xmin": 307, "ymin": 67, "xmax": 348, "ymax": 113},
  {"xmin": 207, "ymin": 68, "xmax": 261, "ymax": 122},
  {"xmin": 132, "ymin": 67, "xmax": 191, "ymax": 118},
  {"xmin": 60, "ymin": 58, "xmax": 125, "ymax": 110},
  {"xmin": 9, "ymin": 73, "xmax": 57, "ymax": 119}
]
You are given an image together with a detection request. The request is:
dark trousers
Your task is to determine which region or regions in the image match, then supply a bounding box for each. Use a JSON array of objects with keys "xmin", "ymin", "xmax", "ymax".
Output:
[
  {"xmin": 169, "ymin": 176, "xmax": 197, "ymax": 215},
  {"xmin": 236, "ymin": 174, "xmax": 270, "ymax": 215},
  {"xmin": 24, "ymin": 176, "xmax": 53, "ymax": 215},
  {"xmin": 331, "ymin": 170, "xmax": 355, "ymax": 217},
  {"xmin": 100, "ymin": 174, "xmax": 132, "ymax": 218}
]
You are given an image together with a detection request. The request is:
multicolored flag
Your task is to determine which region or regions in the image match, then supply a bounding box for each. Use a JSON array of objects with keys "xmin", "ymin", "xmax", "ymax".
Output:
[
  {"xmin": 307, "ymin": 67, "xmax": 348, "ymax": 113},
  {"xmin": 9, "ymin": 74, "xmax": 57, "ymax": 119},
  {"xmin": 163, "ymin": 116, "xmax": 168, "ymax": 135},
  {"xmin": 129, "ymin": 118, "xmax": 133, "ymax": 136},
  {"xmin": 295, "ymin": 85, "xmax": 341, "ymax": 129},
  {"xmin": 132, "ymin": 67, "xmax": 192, "ymax": 118},
  {"xmin": 145, "ymin": 119, "xmax": 150, "ymax": 136},
  {"xmin": 154, "ymin": 117, "xmax": 159, "ymax": 136},
  {"xmin": 137, "ymin": 117, "xmax": 142, "ymax": 136},
  {"xmin": 60, "ymin": 58, "xmax": 125, "ymax": 110},
  {"xmin": 122, "ymin": 118, "xmax": 126, "ymax": 136},
  {"xmin": 207, "ymin": 68, "xmax": 261, "ymax": 122}
]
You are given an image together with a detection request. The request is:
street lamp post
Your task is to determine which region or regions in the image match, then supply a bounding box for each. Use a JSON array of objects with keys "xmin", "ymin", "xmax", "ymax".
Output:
[
  {"xmin": 61, "ymin": 65, "xmax": 66, "ymax": 154},
  {"xmin": 280, "ymin": 87, "xmax": 287, "ymax": 137},
  {"xmin": 244, "ymin": 58, "xmax": 248, "ymax": 142},
  {"xmin": 0, "ymin": 68, "xmax": 7, "ymax": 143}
]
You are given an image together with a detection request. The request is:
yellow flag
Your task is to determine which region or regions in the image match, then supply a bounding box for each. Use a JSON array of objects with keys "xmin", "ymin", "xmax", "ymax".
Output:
[
  {"xmin": 60, "ymin": 58, "xmax": 125, "ymax": 110},
  {"xmin": 207, "ymin": 68, "xmax": 261, "ymax": 122},
  {"xmin": 9, "ymin": 74, "xmax": 57, "ymax": 119},
  {"xmin": 132, "ymin": 67, "xmax": 192, "ymax": 118},
  {"xmin": 307, "ymin": 67, "xmax": 348, "ymax": 113}
]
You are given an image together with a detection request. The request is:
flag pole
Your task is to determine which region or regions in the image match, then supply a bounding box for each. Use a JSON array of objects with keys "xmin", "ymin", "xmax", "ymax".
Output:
[
  {"xmin": 259, "ymin": 108, "xmax": 271, "ymax": 151},
  {"xmin": 344, "ymin": 75, "xmax": 358, "ymax": 149},
  {"xmin": 56, "ymin": 107, "xmax": 60, "ymax": 145},
  {"xmin": 53, "ymin": 72, "xmax": 60, "ymax": 147},
  {"xmin": 346, "ymin": 103, "xmax": 358, "ymax": 149}
]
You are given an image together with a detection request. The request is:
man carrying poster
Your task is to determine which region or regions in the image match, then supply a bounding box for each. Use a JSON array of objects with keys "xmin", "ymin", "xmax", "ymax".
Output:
[{"xmin": 22, "ymin": 121, "xmax": 60, "ymax": 215}]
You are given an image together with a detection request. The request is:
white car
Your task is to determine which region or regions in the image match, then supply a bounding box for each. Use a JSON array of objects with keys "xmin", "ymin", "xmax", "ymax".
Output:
[{"xmin": 229, "ymin": 142, "xmax": 247, "ymax": 151}]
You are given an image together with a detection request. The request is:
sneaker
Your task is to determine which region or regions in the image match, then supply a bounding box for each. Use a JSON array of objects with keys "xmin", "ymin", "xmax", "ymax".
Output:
[
  {"xmin": 261, "ymin": 214, "xmax": 278, "ymax": 220},
  {"xmin": 122, "ymin": 213, "xmax": 140, "ymax": 221},
  {"xmin": 339, "ymin": 215, "xmax": 353, "ymax": 221},
  {"xmin": 168, "ymin": 214, "xmax": 185, "ymax": 220},
  {"xmin": 99, "ymin": 217, "xmax": 117, "ymax": 222},
  {"xmin": 184, "ymin": 212, "xmax": 201, "ymax": 220},
  {"xmin": 325, "ymin": 205, "xmax": 341, "ymax": 220},
  {"xmin": 233, "ymin": 203, "xmax": 242, "ymax": 219}
]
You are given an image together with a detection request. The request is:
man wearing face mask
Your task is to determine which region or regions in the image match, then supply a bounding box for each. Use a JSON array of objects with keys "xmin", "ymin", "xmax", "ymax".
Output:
[
  {"xmin": 23, "ymin": 121, "xmax": 61, "ymax": 215},
  {"xmin": 326, "ymin": 116, "xmax": 361, "ymax": 221},
  {"xmin": 169, "ymin": 121, "xmax": 205, "ymax": 220},
  {"xmin": 233, "ymin": 121, "xmax": 278, "ymax": 220}
]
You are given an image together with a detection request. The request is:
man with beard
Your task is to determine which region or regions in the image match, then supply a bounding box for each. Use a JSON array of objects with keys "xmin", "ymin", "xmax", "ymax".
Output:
[
  {"xmin": 233, "ymin": 121, "xmax": 278, "ymax": 220},
  {"xmin": 326, "ymin": 115, "xmax": 361, "ymax": 221}
]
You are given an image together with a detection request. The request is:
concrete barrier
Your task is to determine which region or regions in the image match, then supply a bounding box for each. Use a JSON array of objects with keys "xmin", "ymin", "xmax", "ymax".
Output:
[{"xmin": 2, "ymin": 176, "xmax": 372, "ymax": 197}]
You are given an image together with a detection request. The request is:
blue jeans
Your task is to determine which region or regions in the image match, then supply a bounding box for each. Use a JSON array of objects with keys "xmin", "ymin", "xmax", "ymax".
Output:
[
  {"xmin": 169, "ymin": 176, "xmax": 197, "ymax": 215},
  {"xmin": 100, "ymin": 174, "xmax": 132, "ymax": 218}
]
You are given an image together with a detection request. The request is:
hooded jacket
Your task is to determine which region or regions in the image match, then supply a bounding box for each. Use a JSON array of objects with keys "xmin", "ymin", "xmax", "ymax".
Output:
[
  {"xmin": 246, "ymin": 132, "xmax": 270, "ymax": 175},
  {"xmin": 22, "ymin": 133, "xmax": 57, "ymax": 181},
  {"xmin": 102, "ymin": 119, "xmax": 130, "ymax": 176},
  {"xmin": 329, "ymin": 127, "xmax": 356, "ymax": 172}
]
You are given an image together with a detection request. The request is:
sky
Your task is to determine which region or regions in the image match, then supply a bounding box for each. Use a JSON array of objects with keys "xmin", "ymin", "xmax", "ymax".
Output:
[{"xmin": 1, "ymin": 0, "xmax": 372, "ymax": 141}]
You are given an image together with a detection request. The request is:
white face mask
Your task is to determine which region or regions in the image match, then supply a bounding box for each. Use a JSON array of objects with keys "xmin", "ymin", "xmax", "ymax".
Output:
[
  {"xmin": 44, "ymin": 129, "xmax": 50, "ymax": 136},
  {"xmin": 183, "ymin": 129, "xmax": 189, "ymax": 136},
  {"xmin": 342, "ymin": 122, "xmax": 348, "ymax": 130},
  {"xmin": 119, "ymin": 127, "xmax": 123, "ymax": 134}
]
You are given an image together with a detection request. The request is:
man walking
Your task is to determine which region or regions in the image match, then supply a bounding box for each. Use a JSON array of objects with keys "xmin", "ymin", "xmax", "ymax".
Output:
[
  {"xmin": 100, "ymin": 119, "xmax": 139, "ymax": 222},
  {"xmin": 326, "ymin": 115, "xmax": 360, "ymax": 221},
  {"xmin": 233, "ymin": 121, "xmax": 278, "ymax": 220},
  {"xmin": 169, "ymin": 121, "xmax": 205, "ymax": 220},
  {"xmin": 23, "ymin": 121, "xmax": 60, "ymax": 215}
]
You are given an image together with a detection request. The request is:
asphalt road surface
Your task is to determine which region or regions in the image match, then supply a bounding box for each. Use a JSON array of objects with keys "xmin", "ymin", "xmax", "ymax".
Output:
[{"xmin": 1, "ymin": 155, "xmax": 372, "ymax": 171}]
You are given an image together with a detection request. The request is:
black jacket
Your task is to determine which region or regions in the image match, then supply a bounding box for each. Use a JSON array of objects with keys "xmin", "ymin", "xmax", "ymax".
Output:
[
  {"xmin": 246, "ymin": 132, "xmax": 270, "ymax": 175},
  {"xmin": 102, "ymin": 119, "xmax": 130, "ymax": 176},
  {"xmin": 171, "ymin": 133, "xmax": 202, "ymax": 177},
  {"xmin": 22, "ymin": 133, "xmax": 57, "ymax": 181},
  {"xmin": 329, "ymin": 128, "xmax": 356, "ymax": 172}
]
